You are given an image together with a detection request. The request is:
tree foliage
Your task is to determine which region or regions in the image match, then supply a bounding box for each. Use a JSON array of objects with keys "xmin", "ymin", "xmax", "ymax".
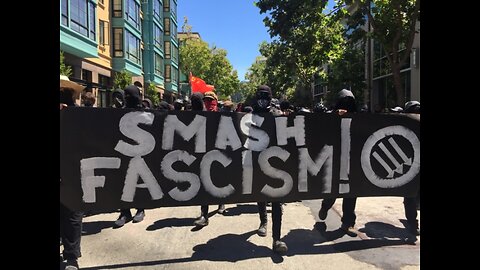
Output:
[
  {"xmin": 325, "ymin": 43, "xmax": 366, "ymax": 106},
  {"xmin": 60, "ymin": 51, "xmax": 72, "ymax": 77},
  {"xmin": 179, "ymin": 19, "xmax": 239, "ymax": 100},
  {"xmin": 113, "ymin": 69, "xmax": 132, "ymax": 90},
  {"xmin": 254, "ymin": 0, "xmax": 420, "ymax": 107},
  {"xmin": 343, "ymin": 0, "xmax": 420, "ymax": 105},
  {"xmin": 254, "ymin": 0, "xmax": 346, "ymax": 106},
  {"xmin": 146, "ymin": 83, "xmax": 160, "ymax": 107}
]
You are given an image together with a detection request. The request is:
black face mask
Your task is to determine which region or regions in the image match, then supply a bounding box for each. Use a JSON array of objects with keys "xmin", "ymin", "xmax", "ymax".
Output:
[{"xmin": 257, "ymin": 98, "xmax": 270, "ymax": 109}]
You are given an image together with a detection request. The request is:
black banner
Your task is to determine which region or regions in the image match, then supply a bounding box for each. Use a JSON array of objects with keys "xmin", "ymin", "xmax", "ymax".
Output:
[{"xmin": 60, "ymin": 108, "xmax": 420, "ymax": 211}]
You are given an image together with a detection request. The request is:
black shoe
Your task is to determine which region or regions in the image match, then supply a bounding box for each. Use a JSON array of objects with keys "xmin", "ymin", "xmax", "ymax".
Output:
[
  {"xmin": 318, "ymin": 207, "xmax": 328, "ymax": 220},
  {"xmin": 65, "ymin": 259, "xmax": 79, "ymax": 270},
  {"xmin": 133, "ymin": 210, "xmax": 145, "ymax": 223},
  {"xmin": 114, "ymin": 214, "xmax": 131, "ymax": 228},
  {"xmin": 194, "ymin": 216, "xmax": 209, "ymax": 227},
  {"xmin": 273, "ymin": 240, "xmax": 288, "ymax": 254},
  {"xmin": 257, "ymin": 223, "xmax": 267, "ymax": 237},
  {"xmin": 340, "ymin": 224, "xmax": 358, "ymax": 237},
  {"xmin": 217, "ymin": 204, "xmax": 226, "ymax": 214}
]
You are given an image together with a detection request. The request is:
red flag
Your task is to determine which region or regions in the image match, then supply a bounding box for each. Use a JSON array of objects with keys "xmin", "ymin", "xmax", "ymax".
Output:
[{"xmin": 190, "ymin": 74, "xmax": 214, "ymax": 93}]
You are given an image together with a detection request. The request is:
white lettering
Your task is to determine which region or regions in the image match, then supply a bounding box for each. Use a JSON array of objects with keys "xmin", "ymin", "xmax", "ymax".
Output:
[
  {"xmin": 258, "ymin": 146, "xmax": 293, "ymax": 197},
  {"xmin": 162, "ymin": 115, "xmax": 207, "ymax": 153},
  {"xmin": 114, "ymin": 111, "xmax": 155, "ymax": 157},
  {"xmin": 161, "ymin": 150, "xmax": 201, "ymax": 201},
  {"xmin": 80, "ymin": 157, "xmax": 121, "ymax": 203}
]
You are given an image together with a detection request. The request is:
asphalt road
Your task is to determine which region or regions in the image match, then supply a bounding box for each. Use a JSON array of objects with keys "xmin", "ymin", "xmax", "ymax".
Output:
[{"xmin": 61, "ymin": 197, "xmax": 419, "ymax": 270}]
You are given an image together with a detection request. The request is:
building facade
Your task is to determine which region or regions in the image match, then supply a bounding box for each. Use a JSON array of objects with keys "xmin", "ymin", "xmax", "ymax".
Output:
[{"xmin": 60, "ymin": 0, "xmax": 179, "ymax": 107}]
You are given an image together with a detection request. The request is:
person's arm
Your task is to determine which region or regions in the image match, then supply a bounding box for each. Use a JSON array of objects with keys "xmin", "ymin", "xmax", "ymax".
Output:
[{"xmin": 60, "ymin": 103, "xmax": 68, "ymax": 110}]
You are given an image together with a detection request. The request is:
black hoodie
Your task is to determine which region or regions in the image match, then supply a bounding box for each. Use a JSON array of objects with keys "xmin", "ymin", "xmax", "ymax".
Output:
[
  {"xmin": 335, "ymin": 89, "xmax": 357, "ymax": 113},
  {"xmin": 124, "ymin": 85, "xmax": 142, "ymax": 109}
]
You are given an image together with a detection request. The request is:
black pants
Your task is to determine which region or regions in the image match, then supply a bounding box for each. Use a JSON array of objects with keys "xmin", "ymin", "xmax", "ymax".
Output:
[
  {"xmin": 120, "ymin": 208, "xmax": 144, "ymax": 217},
  {"xmin": 200, "ymin": 204, "xmax": 224, "ymax": 217},
  {"xmin": 321, "ymin": 197, "xmax": 357, "ymax": 227},
  {"xmin": 257, "ymin": 202, "xmax": 283, "ymax": 240},
  {"xmin": 60, "ymin": 203, "xmax": 83, "ymax": 261},
  {"xmin": 404, "ymin": 197, "xmax": 418, "ymax": 228}
]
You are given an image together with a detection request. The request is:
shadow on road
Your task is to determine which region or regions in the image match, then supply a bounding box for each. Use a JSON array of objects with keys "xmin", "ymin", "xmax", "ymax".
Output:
[
  {"xmin": 146, "ymin": 217, "xmax": 197, "ymax": 231},
  {"xmin": 222, "ymin": 204, "xmax": 265, "ymax": 216},
  {"xmin": 358, "ymin": 221, "xmax": 413, "ymax": 239},
  {"xmin": 81, "ymin": 224, "xmax": 408, "ymax": 269},
  {"xmin": 82, "ymin": 221, "xmax": 115, "ymax": 236}
]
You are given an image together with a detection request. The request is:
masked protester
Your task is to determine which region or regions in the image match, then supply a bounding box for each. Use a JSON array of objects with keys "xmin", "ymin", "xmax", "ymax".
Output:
[
  {"xmin": 318, "ymin": 89, "xmax": 358, "ymax": 237},
  {"xmin": 252, "ymin": 85, "xmax": 287, "ymax": 254},
  {"xmin": 193, "ymin": 91, "xmax": 226, "ymax": 227},
  {"xmin": 203, "ymin": 91, "xmax": 219, "ymax": 112},
  {"xmin": 113, "ymin": 85, "xmax": 146, "ymax": 228}
]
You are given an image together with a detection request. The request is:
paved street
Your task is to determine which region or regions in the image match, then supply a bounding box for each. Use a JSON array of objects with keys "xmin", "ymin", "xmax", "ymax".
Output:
[{"xmin": 63, "ymin": 197, "xmax": 419, "ymax": 270}]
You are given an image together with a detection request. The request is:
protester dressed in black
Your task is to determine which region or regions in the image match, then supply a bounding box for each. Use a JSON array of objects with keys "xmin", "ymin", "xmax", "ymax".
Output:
[
  {"xmin": 113, "ymin": 85, "xmax": 147, "ymax": 227},
  {"xmin": 317, "ymin": 89, "xmax": 358, "ymax": 237},
  {"xmin": 252, "ymin": 85, "xmax": 288, "ymax": 254}
]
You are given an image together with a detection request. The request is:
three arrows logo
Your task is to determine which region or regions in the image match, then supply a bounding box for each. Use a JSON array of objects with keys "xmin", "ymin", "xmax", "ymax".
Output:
[{"xmin": 361, "ymin": 125, "xmax": 420, "ymax": 188}]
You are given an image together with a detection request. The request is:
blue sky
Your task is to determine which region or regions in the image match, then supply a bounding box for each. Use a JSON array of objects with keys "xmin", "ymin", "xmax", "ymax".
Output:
[{"xmin": 177, "ymin": 0, "xmax": 336, "ymax": 81}]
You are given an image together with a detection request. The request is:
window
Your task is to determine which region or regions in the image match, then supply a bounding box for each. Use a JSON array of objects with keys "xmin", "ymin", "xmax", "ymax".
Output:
[
  {"xmin": 98, "ymin": 74, "xmax": 111, "ymax": 88},
  {"xmin": 126, "ymin": 30, "xmax": 141, "ymax": 64},
  {"xmin": 113, "ymin": 28, "xmax": 123, "ymax": 57},
  {"xmin": 171, "ymin": 22, "xmax": 177, "ymax": 39},
  {"xmin": 172, "ymin": 45, "xmax": 178, "ymax": 62},
  {"xmin": 97, "ymin": 89, "xmax": 108, "ymax": 107},
  {"xmin": 61, "ymin": 0, "xmax": 68, "ymax": 26},
  {"xmin": 82, "ymin": 69, "xmax": 92, "ymax": 84},
  {"xmin": 99, "ymin": 20, "xmax": 109, "ymax": 45},
  {"xmin": 163, "ymin": 0, "xmax": 170, "ymax": 12},
  {"xmin": 154, "ymin": 24, "xmax": 163, "ymax": 49},
  {"xmin": 165, "ymin": 65, "xmax": 171, "ymax": 82},
  {"xmin": 164, "ymin": 18, "xmax": 170, "ymax": 35},
  {"xmin": 171, "ymin": 0, "xmax": 177, "ymax": 18},
  {"xmin": 126, "ymin": 0, "xmax": 140, "ymax": 30},
  {"xmin": 172, "ymin": 66, "xmax": 178, "ymax": 84},
  {"xmin": 153, "ymin": 0, "xmax": 161, "ymax": 18},
  {"xmin": 88, "ymin": 1, "xmax": 96, "ymax": 40},
  {"xmin": 164, "ymin": 41, "xmax": 171, "ymax": 59},
  {"xmin": 70, "ymin": 0, "xmax": 88, "ymax": 37},
  {"xmin": 113, "ymin": 0, "xmax": 122, "ymax": 17},
  {"xmin": 155, "ymin": 53, "xmax": 163, "ymax": 75}
]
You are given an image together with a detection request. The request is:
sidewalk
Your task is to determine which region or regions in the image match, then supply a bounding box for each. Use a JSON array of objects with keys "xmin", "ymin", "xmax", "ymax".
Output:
[{"xmin": 66, "ymin": 197, "xmax": 419, "ymax": 270}]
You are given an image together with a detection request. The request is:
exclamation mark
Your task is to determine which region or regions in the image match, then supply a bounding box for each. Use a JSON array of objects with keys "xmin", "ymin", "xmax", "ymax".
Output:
[
  {"xmin": 340, "ymin": 118, "xmax": 352, "ymax": 194},
  {"xmin": 242, "ymin": 150, "xmax": 253, "ymax": 194}
]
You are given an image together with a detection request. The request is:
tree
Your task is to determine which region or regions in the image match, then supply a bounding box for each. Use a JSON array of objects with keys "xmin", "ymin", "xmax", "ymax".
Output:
[
  {"xmin": 60, "ymin": 51, "xmax": 72, "ymax": 77},
  {"xmin": 255, "ymin": 0, "xmax": 346, "ymax": 106},
  {"xmin": 179, "ymin": 21, "xmax": 239, "ymax": 100},
  {"xmin": 343, "ymin": 0, "xmax": 420, "ymax": 105},
  {"xmin": 145, "ymin": 83, "xmax": 160, "ymax": 107},
  {"xmin": 114, "ymin": 69, "xmax": 132, "ymax": 90},
  {"xmin": 325, "ymin": 42, "xmax": 366, "ymax": 106}
]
